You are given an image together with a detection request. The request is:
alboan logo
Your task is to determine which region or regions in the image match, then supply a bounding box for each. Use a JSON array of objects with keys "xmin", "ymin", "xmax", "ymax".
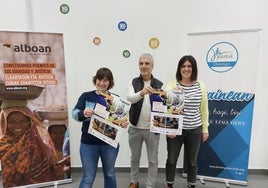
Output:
[
  {"xmin": 3, "ymin": 43, "xmax": 52, "ymax": 54},
  {"xmin": 206, "ymin": 42, "xmax": 238, "ymax": 73}
]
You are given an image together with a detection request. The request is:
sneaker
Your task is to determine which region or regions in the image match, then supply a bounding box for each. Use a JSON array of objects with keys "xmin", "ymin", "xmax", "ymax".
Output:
[{"xmin": 129, "ymin": 182, "xmax": 139, "ymax": 188}]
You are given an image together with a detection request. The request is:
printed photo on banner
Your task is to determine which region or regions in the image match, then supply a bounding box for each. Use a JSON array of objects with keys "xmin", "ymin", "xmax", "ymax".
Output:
[
  {"xmin": 88, "ymin": 91, "xmax": 131, "ymax": 147},
  {"xmin": 150, "ymin": 89, "xmax": 184, "ymax": 135}
]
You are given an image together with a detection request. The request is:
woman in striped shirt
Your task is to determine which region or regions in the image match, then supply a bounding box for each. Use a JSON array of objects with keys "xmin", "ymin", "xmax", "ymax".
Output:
[{"xmin": 165, "ymin": 55, "xmax": 209, "ymax": 188}]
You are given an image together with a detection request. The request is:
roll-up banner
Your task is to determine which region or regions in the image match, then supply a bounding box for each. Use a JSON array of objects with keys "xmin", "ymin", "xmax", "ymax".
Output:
[
  {"xmin": 183, "ymin": 29, "xmax": 261, "ymax": 186},
  {"xmin": 0, "ymin": 31, "xmax": 71, "ymax": 188}
]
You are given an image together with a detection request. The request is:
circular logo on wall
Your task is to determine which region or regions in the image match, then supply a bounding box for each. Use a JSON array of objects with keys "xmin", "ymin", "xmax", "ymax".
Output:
[
  {"xmin": 118, "ymin": 21, "xmax": 127, "ymax": 31},
  {"xmin": 123, "ymin": 50, "xmax": 131, "ymax": 58},
  {"xmin": 149, "ymin": 38, "xmax": 160, "ymax": 49},
  {"xmin": 206, "ymin": 42, "xmax": 238, "ymax": 73},
  {"xmin": 60, "ymin": 4, "xmax": 70, "ymax": 14},
  {"xmin": 93, "ymin": 37, "xmax": 101, "ymax": 45}
]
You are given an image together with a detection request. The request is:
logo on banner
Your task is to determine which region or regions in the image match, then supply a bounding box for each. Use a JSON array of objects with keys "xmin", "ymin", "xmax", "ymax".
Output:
[
  {"xmin": 2, "ymin": 43, "xmax": 52, "ymax": 55},
  {"xmin": 206, "ymin": 42, "xmax": 238, "ymax": 73}
]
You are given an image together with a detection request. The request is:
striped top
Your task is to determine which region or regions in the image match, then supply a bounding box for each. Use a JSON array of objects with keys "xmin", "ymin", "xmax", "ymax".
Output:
[
  {"xmin": 178, "ymin": 82, "xmax": 202, "ymax": 129},
  {"xmin": 166, "ymin": 80, "xmax": 209, "ymax": 132}
]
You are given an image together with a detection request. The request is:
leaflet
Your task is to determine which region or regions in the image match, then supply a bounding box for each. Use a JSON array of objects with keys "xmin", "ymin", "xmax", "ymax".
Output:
[
  {"xmin": 150, "ymin": 89, "xmax": 184, "ymax": 135},
  {"xmin": 88, "ymin": 92, "xmax": 131, "ymax": 148}
]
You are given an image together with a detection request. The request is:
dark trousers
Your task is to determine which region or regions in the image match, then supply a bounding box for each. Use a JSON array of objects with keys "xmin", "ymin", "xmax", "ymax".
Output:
[{"xmin": 165, "ymin": 126, "xmax": 202, "ymax": 184}]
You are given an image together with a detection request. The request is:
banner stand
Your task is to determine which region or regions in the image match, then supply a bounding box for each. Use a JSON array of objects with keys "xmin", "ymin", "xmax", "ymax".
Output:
[
  {"xmin": 0, "ymin": 31, "xmax": 72, "ymax": 188},
  {"xmin": 15, "ymin": 179, "xmax": 72, "ymax": 188},
  {"xmin": 183, "ymin": 29, "xmax": 262, "ymax": 188},
  {"xmin": 182, "ymin": 173, "xmax": 247, "ymax": 187}
]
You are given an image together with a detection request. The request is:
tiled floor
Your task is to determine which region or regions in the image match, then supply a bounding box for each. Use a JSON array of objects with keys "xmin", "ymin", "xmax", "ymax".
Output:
[
  {"xmin": 55, "ymin": 169, "xmax": 268, "ymax": 188},
  {"xmin": 1, "ymin": 169, "xmax": 267, "ymax": 187}
]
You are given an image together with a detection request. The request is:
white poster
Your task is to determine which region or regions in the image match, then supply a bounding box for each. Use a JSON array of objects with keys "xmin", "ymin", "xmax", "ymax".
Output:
[
  {"xmin": 185, "ymin": 30, "xmax": 261, "ymax": 186},
  {"xmin": 89, "ymin": 115, "xmax": 123, "ymax": 148},
  {"xmin": 150, "ymin": 90, "xmax": 184, "ymax": 135},
  {"xmin": 88, "ymin": 92, "xmax": 131, "ymax": 148}
]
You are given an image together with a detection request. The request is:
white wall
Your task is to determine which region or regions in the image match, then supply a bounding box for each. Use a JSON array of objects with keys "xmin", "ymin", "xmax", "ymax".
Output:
[{"xmin": 0, "ymin": 0, "xmax": 267, "ymax": 169}]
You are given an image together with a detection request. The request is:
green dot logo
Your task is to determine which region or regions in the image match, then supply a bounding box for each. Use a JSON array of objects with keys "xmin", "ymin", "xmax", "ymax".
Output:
[
  {"xmin": 123, "ymin": 50, "xmax": 131, "ymax": 58},
  {"xmin": 149, "ymin": 38, "xmax": 160, "ymax": 49},
  {"xmin": 60, "ymin": 4, "xmax": 70, "ymax": 14}
]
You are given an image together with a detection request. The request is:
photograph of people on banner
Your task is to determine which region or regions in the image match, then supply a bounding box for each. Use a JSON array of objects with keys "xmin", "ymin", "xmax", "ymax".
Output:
[
  {"xmin": 88, "ymin": 91, "xmax": 131, "ymax": 147},
  {"xmin": 150, "ymin": 89, "xmax": 184, "ymax": 135},
  {"xmin": 0, "ymin": 31, "xmax": 71, "ymax": 188}
]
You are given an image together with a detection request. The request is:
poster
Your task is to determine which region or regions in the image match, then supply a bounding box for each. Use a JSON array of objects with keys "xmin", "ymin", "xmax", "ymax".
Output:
[
  {"xmin": 184, "ymin": 30, "xmax": 261, "ymax": 186},
  {"xmin": 0, "ymin": 31, "xmax": 71, "ymax": 187},
  {"xmin": 88, "ymin": 92, "xmax": 131, "ymax": 148},
  {"xmin": 150, "ymin": 90, "xmax": 184, "ymax": 135}
]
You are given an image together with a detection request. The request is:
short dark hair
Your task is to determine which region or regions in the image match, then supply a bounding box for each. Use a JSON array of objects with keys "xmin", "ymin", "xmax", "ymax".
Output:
[
  {"xmin": 93, "ymin": 67, "xmax": 114, "ymax": 90},
  {"xmin": 175, "ymin": 55, "xmax": 198, "ymax": 81}
]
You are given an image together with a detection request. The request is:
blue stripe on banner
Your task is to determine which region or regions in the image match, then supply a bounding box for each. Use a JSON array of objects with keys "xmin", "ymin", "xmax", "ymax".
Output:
[{"xmin": 207, "ymin": 61, "xmax": 237, "ymax": 67}]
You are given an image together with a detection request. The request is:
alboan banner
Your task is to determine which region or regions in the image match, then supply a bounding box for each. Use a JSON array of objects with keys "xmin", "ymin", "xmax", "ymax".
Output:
[
  {"xmin": 184, "ymin": 30, "xmax": 261, "ymax": 186},
  {"xmin": 0, "ymin": 31, "xmax": 71, "ymax": 188}
]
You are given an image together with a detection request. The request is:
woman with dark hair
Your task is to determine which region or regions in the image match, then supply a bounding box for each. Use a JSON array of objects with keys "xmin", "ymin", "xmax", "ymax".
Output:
[
  {"xmin": 72, "ymin": 67, "xmax": 129, "ymax": 188},
  {"xmin": 0, "ymin": 106, "xmax": 59, "ymax": 188},
  {"xmin": 165, "ymin": 55, "xmax": 209, "ymax": 188}
]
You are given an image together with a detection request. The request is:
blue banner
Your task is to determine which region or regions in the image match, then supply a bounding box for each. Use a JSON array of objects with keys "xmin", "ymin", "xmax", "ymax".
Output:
[{"xmin": 197, "ymin": 92, "xmax": 254, "ymax": 182}]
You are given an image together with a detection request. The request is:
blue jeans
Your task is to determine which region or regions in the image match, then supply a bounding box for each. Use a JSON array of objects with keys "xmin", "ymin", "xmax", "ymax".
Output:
[{"xmin": 79, "ymin": 143, "xmax": 119, "ymax": 188}]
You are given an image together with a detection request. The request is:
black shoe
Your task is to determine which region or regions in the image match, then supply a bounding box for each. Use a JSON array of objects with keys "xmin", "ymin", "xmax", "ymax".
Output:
[
  {"xmin": 167, "ymin": 183, "xmax": 174, "ymax": 188},
  {"xmin": 187, "ymin": 184, "xmax": 195, "ymax": 188}
]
